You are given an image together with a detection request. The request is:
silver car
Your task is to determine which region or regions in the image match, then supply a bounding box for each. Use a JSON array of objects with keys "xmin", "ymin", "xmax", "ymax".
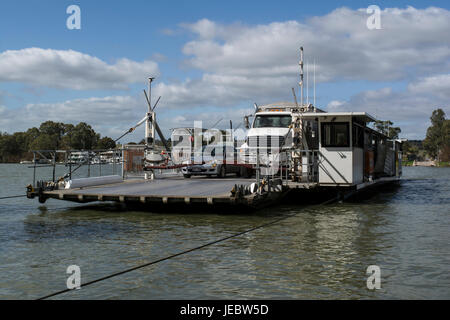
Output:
[{"xmin": 182, "ymin": 143, "xmax": 252, "ymax": 178}]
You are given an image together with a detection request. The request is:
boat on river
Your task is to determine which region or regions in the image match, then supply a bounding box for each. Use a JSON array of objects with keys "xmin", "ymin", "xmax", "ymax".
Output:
[{"xmin": 25, "ymin": 48, "xmax": 403, "ymax": 209}]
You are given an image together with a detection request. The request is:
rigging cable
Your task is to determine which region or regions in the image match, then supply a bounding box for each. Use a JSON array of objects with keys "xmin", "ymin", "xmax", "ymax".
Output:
[
  {"xmin": 0, "ymin": 194, "xmax": 27, "ymax": 200},
  {"xmin": 36, "ymin": 196, "xmax": 338, "ymax": 300}
]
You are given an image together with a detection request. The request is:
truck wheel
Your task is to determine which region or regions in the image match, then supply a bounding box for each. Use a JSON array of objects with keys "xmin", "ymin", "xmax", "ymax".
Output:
[
  {"xmin": 244, "ymin": 168, "xmax": 253, "ymax": 178},
  {"xmin": 217, "ymin": 165, "xmax": 226, "ymax": 178},
  {"xmin": 38, "ymin": 195, "xmax": 47, "ymax": 204},
  {"xmin": 183, "ymin": 174, "xmax": 191, "ymax": 178}
]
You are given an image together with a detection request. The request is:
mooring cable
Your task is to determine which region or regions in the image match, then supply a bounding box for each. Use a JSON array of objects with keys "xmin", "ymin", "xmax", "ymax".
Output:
[
  {"xmin": 36, "ymin": 196, "xmax": 339, "ymax": 300},
  {"xmin": 0, "ymin": 194, "xmax": 27, "ymax": 200}
]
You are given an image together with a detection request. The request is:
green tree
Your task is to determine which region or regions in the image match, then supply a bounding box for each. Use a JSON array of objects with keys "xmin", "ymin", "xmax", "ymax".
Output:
[
  {"xmin": 403, "ymin": 140, "xmax": 420, "ymax": 161},
  {"xmin": 60, "ymin": 124, "xmax": 75, "ymax": 149},
  {"xmin": 70, "ymin": 122, "xmax": 98, "ymax": 150},
  {"xmin": 374, "ymin": 120, "xmax": 401, "ymax": 139},
  {"xmin": 0, "ymin": 133, "xmax": 20, "ymax": 162},
  {"xmin": 388, "ymin": 127, "xmax": 401, "ymax": 139},
  {"xmin": 13, "ymin": 132, "xmax": 29, "ymax": 154},
  {"xmin": 25, "ymin": 127, "xmax": 40, "ymax": 148},
  {"xmin": 39, "ymin": 121, "xmax": 65, "ymax": 149},
  {"xmin": 29, "ymin": 134, "xmax": 57, "ymax": 151},
  {"xmin": 440, "ymin": 119, "xmax": 450, "ymax": 161},
  {"xmin": 96, "ymin": 137, "xmax": 116, "ymax": 150},
  {"xmin": 39, "ymin": 121, "xmax": 65, "ymax": 137},
  {"xmin": 423, "ymin": 109, "xmax": 448, "ymax": 160}
]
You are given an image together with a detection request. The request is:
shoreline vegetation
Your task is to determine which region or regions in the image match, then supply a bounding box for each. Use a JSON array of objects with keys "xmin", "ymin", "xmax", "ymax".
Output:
[
  {"xmin": 402, "ymin": 108, "xmax": 450, "ymax": 166},
  {"xmin": 0, "ymin": 121, "xmax": 117, "ymax": 163},
  {"xmin": 403, "ymin": 160, "xmax": 450, "ymax": 167}
]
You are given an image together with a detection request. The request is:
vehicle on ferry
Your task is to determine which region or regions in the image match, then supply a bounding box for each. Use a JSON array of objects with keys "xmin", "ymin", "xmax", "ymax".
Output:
[{"xmin": 181, "ymin": 142, "xmax": 248, "ymax": 178}]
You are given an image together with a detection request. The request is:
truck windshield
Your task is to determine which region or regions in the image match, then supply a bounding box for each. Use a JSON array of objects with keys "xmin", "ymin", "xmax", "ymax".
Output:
[{"xmin": 253, "ymin": 115, "xmax": 292, "ymax": 128}]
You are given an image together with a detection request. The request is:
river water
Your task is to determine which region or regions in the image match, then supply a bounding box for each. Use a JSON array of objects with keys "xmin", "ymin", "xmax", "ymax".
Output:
[{"xmin": 0, "ymin": 164, "xmax": 448, "ymax": 299}]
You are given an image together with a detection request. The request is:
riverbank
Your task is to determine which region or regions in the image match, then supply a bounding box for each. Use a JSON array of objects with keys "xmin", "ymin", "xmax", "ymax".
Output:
[{"xmin": 403, "ymin": 160, "xmax": 450, "ymax": 167}]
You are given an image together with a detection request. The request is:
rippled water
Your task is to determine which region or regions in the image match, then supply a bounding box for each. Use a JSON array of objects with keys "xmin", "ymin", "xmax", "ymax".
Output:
[{"xmin": 0, "ymin": 164, "xmax": 449, "ymax": 299}]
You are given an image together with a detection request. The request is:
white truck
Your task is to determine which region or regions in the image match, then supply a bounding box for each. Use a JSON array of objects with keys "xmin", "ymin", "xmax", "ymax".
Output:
[{"xmin": 240, "ymin": 102, "xmax": 323, "ymax": 180}]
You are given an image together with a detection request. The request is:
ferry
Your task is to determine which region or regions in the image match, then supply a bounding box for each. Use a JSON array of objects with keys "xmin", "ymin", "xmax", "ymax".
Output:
[{"xmin": 25, "ymin": 48, "xmax": 403, "ymax": 209}]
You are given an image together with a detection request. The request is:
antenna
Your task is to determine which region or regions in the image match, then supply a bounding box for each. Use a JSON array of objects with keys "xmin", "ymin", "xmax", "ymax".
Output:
[
  {"xmin": 299, "ymin": 47, "xmax": 304, "ymax": 107},
  {"xmin": 313, "ymin": 59, "xmax": 316, "ymax": 107},
  {"xmin": 306, "ymin": 60, "xmax": 309, "ymax": 105}
]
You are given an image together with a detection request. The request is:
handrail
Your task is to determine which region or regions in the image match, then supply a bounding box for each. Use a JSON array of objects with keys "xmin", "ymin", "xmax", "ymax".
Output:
[
  {"xmin": 245, "ymin": 148, "xmax": 319, "ymax": 184},
  {"xmin": 29, "ymin": 149, "xmax": 124, "ymax": 187}
]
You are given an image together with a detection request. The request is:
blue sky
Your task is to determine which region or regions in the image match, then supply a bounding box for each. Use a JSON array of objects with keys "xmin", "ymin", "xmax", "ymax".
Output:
[{"xmin": 1, "ymin": 0, "xmax": 449, "ymax": 141}]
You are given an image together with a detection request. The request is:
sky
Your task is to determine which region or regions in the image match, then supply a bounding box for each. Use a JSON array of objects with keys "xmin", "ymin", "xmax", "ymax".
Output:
[{"xmin": 0, "ymin": 0, "xmax": 449, "ymax": 142}]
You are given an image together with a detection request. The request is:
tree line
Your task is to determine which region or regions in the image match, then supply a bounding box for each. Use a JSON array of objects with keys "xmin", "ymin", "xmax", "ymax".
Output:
[
  {"xmin": 403, "ymin": 108, "xmax": 450, "ymax": 163},
  {"xmin": 0, "ymin": 121, "xmax": 116, "ymax": 163},
  {"xmin": 373, "ymin": 120, "xmax": 401, "ymax": 139}
]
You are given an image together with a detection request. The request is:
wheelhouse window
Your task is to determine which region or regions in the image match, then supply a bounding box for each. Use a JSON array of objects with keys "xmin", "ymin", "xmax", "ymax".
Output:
[
  {"xmin": 321, "ymin": 122, "xmax": 350, "ymax": 147},
  {"xmin": 352, "ymin": 124, "xmax": 364, "ymax": 148},
  {"xmin": 253, "ymin": 115, "xmax": 292, "ymax": 128}
]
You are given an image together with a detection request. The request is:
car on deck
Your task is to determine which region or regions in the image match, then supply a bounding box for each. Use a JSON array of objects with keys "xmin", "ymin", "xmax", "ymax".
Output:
[{"xmin": 181, "ymin": 143, "xmax": 252, "ymax": 178}]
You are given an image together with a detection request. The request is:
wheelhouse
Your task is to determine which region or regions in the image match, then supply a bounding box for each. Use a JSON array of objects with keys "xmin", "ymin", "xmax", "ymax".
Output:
[{"xmin": 301, "ymin": 112, "xmax": 402, "ymax": 186}]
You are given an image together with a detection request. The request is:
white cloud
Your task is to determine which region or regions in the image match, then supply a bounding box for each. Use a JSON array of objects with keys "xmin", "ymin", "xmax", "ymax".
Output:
[
  {"xmin": 0, "ymin": 96, "xmax": 145, "ymax": 139},
  {"xmin": 182, "ymin": 19, "xmax": 221, "ymax": 39},
  {"xmin": 181, "ymin": 7, "xmax": 450, "ymax": 81},
  {"xmin": 160, "ymin": 107, "xmax": 252, "ymax": 130},
  {"xmin": 153, "ymin": 73, "xmax": 294, "ymax": 109},
  {"xmin": 0, "ymin": 48, "xmax": 159, "ymax": 90},
  {"xmin": 326, "ymin": 100, "xmax": 345, "ymax": 111},
  {"xmin": 152, "ymin": 7, "xmax": 450, "ymax": 111},
  {"xmin": 325, "ymin": 81, "xmax": 450, "ymax": 139},
  {"xmin": 408, "ymin": 74, "xmax": 450, "ymax": 100}
]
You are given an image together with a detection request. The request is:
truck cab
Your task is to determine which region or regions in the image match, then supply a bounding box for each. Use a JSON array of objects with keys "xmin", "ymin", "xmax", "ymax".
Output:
[
  {"xmin": 246, "ymin": 111, "xmax": 292, "ymax": 149},
  {"xmin": 240, "ymin": 102, "xmax": 298, "ymax": 153},
  {"xmin": 239, "ymin": 102, "xmax": 323, "ymax": 179}
]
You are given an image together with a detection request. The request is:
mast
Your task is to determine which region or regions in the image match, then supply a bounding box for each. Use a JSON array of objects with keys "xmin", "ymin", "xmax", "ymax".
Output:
[
  {"xmin": 299, "ymin": 47, "xmax": 304, "ymax": 107},
  {"xmin": 306, "ymin": 60, "xmax": 309, "ymax": 106},
  {"xmin": 313, "ymin": 59, "xmax": 316, "ymax": 107},
  {"xmin": 146, "ymin": 77, "xmax": 155, "ymax": 148},
  {"xmin": 148, "ymin": 77, "xmax": 154, "ymax": 113}
]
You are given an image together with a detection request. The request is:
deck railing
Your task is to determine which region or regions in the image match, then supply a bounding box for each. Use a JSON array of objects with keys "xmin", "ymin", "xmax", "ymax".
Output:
[
  {"xmin": 240, "ymin": 148, "xmax": 319, "ymax": 186},
  {"xmin": 27, "ymin": 147, "xmax": 319, "ymax": 194},
  {"xmin": 28, "ymin": 149, "xmax": 124, "ymax": 187}
]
